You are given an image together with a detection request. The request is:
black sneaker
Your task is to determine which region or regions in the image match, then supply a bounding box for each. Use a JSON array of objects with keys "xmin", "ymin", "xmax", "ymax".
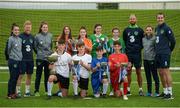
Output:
[
  {"xmin": 52, "ymin": 90, "xmax": 61, "ymax": 96},
  {"xmin": 163, "ymin": 94, "xmax": 174, "ymax": 100},
  {"xmin": 47, "ymin": 95, "xmax": 52, "ymax": 100},
  {"xmin": 102, "ymin": 94, "xmax": 107, "ymax": 98},
  {"xmin": 157, "ymin": 92, "xmax": 165, "ymax": 98},
  {"xmin": 127, "ymin": 91, "xmax": 131, "ymax": 96},
  {"xmin": 139, "ymin": 90, "xmax": 144, "ymax": 96}
]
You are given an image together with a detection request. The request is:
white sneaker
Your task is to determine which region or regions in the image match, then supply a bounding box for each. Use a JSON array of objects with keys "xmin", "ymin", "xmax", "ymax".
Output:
[
  {"xmin": 109, "ymin": 91, "xmax": 114, "ymax": 96},
  {"xmin": 123, "ymin": 95, "xmax": 128, "ymax": 100},
  {"xmin": 94, "ymin": 93, "xmax": 100, "ymax": 98}
]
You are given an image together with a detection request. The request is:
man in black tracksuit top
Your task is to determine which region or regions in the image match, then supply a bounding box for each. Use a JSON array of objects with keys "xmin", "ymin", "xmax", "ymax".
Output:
[
  {"xmin": 123, "ymin": 14, "xmax": 144, "ymax": 96},
  {"xmin": 155, "ymin": 13, "xmax": 176, "ymax": 99},
  {"xmin": 16, "ymin": 21, "xmax": 36, "ymax": 97}
]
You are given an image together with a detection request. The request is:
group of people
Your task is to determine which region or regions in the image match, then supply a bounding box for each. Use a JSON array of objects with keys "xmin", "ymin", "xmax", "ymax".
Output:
[{"xmin": 5, "ymin": 12, "xmax": 176, "ymax": 101}]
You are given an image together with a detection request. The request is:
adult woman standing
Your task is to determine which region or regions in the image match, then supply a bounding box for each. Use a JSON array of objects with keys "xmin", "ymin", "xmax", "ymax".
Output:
[
  {"xmin": 56, "ymin": 26, "xmax": 73, "ymax": 55},
  {"xmin": 7, "ymin": 23, "xmax": 22, "ymax": 99},
  {"xmin": 34, "ymin": 21, "xmax": 53, "ymax": 96}
]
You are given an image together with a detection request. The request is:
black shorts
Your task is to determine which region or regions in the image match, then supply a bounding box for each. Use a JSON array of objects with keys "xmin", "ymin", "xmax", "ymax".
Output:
[
  {"xmin": 127, "ymin": 53, "xmax": 142, "ymax": 68},
  {"xmin": 155, "ymin": 54, "xmax": 170, "ymax": 68},
  {"xmin": 20, "ymin": 61, "xmax": 34, "ymax": 74},
  {"xmin": 54, "ymin": 74, "xmax": 69, "ymax": 89},
  {"xmin": 79, "ymin": 77, "xmax": 89, "ymax": 90}
]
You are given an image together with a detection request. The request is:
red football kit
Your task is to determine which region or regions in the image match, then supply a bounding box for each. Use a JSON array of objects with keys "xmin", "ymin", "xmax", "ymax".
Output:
[{"xmin": 108, "ymin": 53, "xmax": 128, "ymax": 95}]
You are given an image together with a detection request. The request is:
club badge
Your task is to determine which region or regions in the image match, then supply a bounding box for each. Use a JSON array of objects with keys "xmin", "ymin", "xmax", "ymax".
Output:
[{"xmin": 134, "ymin": 31, "xmax": 138, "ymax": 36}]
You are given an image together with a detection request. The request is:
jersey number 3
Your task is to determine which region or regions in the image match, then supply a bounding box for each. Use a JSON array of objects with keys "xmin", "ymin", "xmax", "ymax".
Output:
[
  {"xmin": 26, "ymin": 45, "xmax": 31, "ymax": 52},
  {"xmin": 130, "ymin": 36, "xmax": 135, "ymax": 43}
]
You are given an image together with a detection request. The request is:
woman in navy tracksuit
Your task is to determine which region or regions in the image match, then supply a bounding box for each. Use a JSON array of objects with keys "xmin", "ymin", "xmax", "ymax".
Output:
[{"xmin": 7, "ymin": 23, "xmax": 22, "ymax": 99}]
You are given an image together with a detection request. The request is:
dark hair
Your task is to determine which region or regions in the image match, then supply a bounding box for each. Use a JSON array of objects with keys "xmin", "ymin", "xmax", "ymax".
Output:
[
  {"xmin": 76, "ymin": 41, "xmax": 85, "ymax": 47},
  {"xmin": 112, "ymin": 27, "xmax": 120, "ymax": 32},
  {"xmin": 59, "ymin": 26, "xmax": 72, "ymax": 40},
  {"xmin": 157, "ymin": 12, "xmax": 165, "ymax": 18},
  {"xmin": 38, "ymin": 21, "xmax": 48, "ymax": 33},
  {"xmin": 78, "ymin": 26, "xmax": 88, "ymax": 39},
  {"xmin": 93, "ymin": 24, "xmax": 102, "ymax": 34},
  {"xmin": 96, "ymin": 46, "xmax": 103, "ymax": 51},
  {"xmin": 58, "ymin": 39, "xmax": 65, "ymax": 45},
  {"xmin": 113, "ymin": 41, "xmax": 121, "ymax": 46},
  {"xmin": 10, "ymin": 23, "xmax": 19, "ymax": 36}
]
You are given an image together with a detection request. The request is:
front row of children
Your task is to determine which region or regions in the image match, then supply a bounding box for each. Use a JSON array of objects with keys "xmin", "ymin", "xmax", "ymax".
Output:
[{"xmin": 46, "ymin": 39, "xmax": 131, "ymax": 100}]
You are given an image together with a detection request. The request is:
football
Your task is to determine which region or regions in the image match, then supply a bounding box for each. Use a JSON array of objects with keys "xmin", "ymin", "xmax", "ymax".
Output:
[{"xmin": 47, "ymin": 52, "xmax": 58, "ymax": 63}]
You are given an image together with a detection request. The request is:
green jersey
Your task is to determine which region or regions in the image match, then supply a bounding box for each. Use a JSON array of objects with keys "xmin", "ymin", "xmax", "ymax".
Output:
[
  {"xmin": 89, "ymin": 34, "xmax": 108, "ymax": 58},
  {"xmin": 107, "ymin": 37, "xmax": 126, "ymax": 54}
]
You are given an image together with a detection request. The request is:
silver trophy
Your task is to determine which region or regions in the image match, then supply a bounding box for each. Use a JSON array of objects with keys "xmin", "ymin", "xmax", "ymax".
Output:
[
  {"xmin": 118, "ymin": 62, "xmax": 128, "ymax": 82},
  {"xmin": 70, "ymin": 39, "xmax": 78, "ymax": 55},
  {"xmin": 100, "ymin": 62, "xmax": 109, "ymax": 79},
  {"xmin": 72, "ymin": 60, "xmax": 80, "ymax": 80},
  {"xmin": 47, "ymin": 52, "xmax": 59, "ymax": 74}
]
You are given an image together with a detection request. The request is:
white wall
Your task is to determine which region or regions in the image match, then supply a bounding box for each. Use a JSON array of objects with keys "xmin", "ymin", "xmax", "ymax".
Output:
[{"xmin": 0, "ymin": 1, "xmax": 180, "ymax": 9}]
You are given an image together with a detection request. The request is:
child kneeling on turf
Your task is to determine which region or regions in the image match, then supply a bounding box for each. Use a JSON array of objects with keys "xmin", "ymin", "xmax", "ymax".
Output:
[
  {"xmin": 108, "ymin": 41, "xmax": 131, "ymax": 100},
  {"xmin": 47, "ymin": 39, "xmax": 72, "ymax": 98},
  {"xmin": 72, "ymin": 41, "xmax": 92, "ymax": 98},
  {"xmin": 91, "ymin": 46, "xmax": 109, "ymax": 98}
]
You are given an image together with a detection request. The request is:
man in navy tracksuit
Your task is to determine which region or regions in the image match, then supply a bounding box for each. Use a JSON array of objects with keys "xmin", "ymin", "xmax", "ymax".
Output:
[
  {"xmin": 16, "ymin": 21, "xmax": 36, "ymax": 97},
  {"xmin": 155, "ymin": 13, "xmax": 176, "ymax": 100},
  {"xmin": 123, "ymin": 14, "xmax": 144, "ymax": 96}
]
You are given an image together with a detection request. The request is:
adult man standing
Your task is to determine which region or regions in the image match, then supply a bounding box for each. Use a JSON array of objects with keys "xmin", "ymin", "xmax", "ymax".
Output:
[
  {"xmin": 123, "ymin": 14, "xmax": 144, "ymax": 96},
  {"xmin": 155, "ymin": 12, "xmax": 176, "ymax": 99}
]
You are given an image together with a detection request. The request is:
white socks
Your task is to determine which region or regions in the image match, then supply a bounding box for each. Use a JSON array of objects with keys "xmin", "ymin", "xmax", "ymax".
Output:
[
  {"xmin": 47, "ymin": 82, "xmax": 53, "ymax": 96},
  {"xmin": 16, "ymin": 86, "xmax": 21, "ymax": 93},
  {"xmin": 127, "ymin": 87, "xmax": 130, "ymax": 92},
  {"xmin": 73, "ymin": 80, "xmax": 78, "ymax": 95},
  {"xmin": 163, "ymin": 88, "xmax": 168, "ymax": 95},
  {"xmin": 25, "ymin": 85, "xmax": 30, "ymax": 93},
  {"xmin": 103, "ymin": 83, "xmax": 108, "ymax": 94},
  {"xmin": 167, "ymin": 87, "xmax": 172, "ymax": 95}
]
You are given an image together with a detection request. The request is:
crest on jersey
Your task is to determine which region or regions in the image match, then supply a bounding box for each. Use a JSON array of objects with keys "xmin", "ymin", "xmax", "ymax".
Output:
[
  {"xmin": 14, "ymin": 64, "xmax": 17, "ymax": 68},
  {"xmin": 134, "ymin": 31, "xmax": 138, "ymax": 36},
  {"xmin": 23, "ymin": 40, "xmax": 26, "ymax": 44},
  {"xmin": 30, "ymin": 39, "xmax": 33, "ymax": 43},
  {"xmin": 128, "ymin": 32, "xmax": 130, "ymax": 36},
  {"xmin": 161, "ymin": 29, "xmax": 164, "ymax": 34}
]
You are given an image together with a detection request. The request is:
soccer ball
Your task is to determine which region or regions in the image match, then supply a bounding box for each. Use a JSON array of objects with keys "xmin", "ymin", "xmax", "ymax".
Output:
[{"xmin": 47, "ymin": 52, "xmax": 58, "ymax": 63}]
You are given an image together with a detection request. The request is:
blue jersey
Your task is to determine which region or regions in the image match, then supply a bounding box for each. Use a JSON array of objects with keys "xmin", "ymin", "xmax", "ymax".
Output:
[
  {"xmin": 155, "ymin": 23, "xmax": 176, "ymax": 55},
  {"xmin": 20, "ymin": 33, "xmax": 35, "ymax": 61},
  {"xmin": 91, "ymin": 57, "xmax": 108, "ymax": 94}
]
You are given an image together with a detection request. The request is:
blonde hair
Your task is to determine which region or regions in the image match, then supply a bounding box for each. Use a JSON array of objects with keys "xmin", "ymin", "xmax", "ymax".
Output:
[
  {"xmin": 24, "ymin": 20, "xmax": 32, "ymax": 27},
  {"xmin": 129, "ymin": 14, "xmax": 136, "ymax": 19},
  {"xmin": 144, "ymin": 25, "xmax": 154, "ymax": 36}
]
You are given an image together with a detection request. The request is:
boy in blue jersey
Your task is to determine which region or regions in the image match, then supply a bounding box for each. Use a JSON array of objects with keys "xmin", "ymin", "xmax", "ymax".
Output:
[
  {"xmin": 16, "ymin": 21, "xmax": 36, "ymax": 97},
  {"xmin": 155, "ymin": 13, "xmax": 176, "ymax": 100},
  {"xmin": 91, "ymin": 46, "xmax": 109, "ymax": 98},
  {"xmin": 123, "ymin": 14, "xmax": 144, "ymax": 96}
]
